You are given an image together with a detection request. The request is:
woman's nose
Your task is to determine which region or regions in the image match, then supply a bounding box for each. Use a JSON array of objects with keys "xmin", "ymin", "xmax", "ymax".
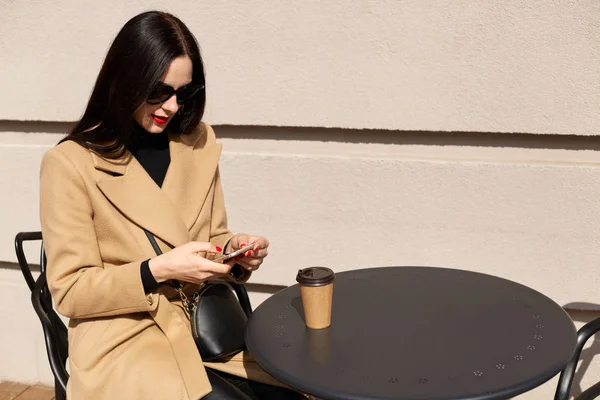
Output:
[{"xmin": 162, "ymin": 94, "xmax": 179, "ymax": 114}]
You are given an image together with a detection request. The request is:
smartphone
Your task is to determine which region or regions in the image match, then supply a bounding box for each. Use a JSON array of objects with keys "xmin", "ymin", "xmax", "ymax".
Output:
[{"xmin": 213, "ymin": 243, "xmax": 255, "ymax": 263}]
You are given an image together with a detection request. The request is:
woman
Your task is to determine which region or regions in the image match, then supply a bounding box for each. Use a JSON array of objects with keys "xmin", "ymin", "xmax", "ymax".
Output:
[{"xmin": 39, "ymin": 10, "xmax": 305, "ymax": 400}]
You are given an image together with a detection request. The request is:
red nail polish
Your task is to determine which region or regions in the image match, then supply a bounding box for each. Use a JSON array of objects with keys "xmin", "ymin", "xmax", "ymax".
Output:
[
  {"xmin": 253, "ymin": 244, "xmax": 259, "ymax": 251},
  {"xmin": 245, "ymin": 251, "xmax": 252, "ymax": 257},
  {"xmin": 240, "ymin": 243, "xmax": 247, "ymax": 248},
  {"xmin": 216, "ymin": 246, "xmax": 222, "ymax": 252}
]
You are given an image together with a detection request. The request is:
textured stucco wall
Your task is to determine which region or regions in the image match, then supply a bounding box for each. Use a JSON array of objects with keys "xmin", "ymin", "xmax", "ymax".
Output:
[
  {"xmin": 1, "ymin": 0, "xmax": 599, "ymax": 133},
  {"xmin": 3, "ymin": 127, "xmax": 600, "ymax": 306},
  {"xmin": 2, "ymin": 1, "xmax": 600, "ymax": 398}
]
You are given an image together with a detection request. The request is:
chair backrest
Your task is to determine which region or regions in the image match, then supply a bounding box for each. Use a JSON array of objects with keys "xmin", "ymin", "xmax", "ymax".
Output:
[
  {"xmin": 14, "ymin": 232, "xmax": 69, "ymax": 399},
  {"xmin": 555, "ymin": 315, "xmax": 600, "ymax": 400}
]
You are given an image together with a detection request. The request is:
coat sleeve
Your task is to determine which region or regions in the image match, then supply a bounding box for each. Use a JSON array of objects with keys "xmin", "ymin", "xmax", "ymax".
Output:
[
  {"xmin": 208, "ymin": 166, "xmax": 234, "ymax": 250},
  {"xmin": 39, "ymin": 147, "xmax": 158, "ymax": 319}
]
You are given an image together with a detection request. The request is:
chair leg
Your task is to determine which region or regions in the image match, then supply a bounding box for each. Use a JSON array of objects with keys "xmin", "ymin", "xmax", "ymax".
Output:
[{"xmin": 55, "ymin": 377, "xmax": 67, "ymax": 400}]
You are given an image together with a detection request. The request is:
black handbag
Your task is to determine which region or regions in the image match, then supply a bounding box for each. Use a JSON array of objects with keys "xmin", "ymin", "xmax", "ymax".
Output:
[{"xmin": 144, "ymin": 230, "xmax": 249, "ymax": 361}]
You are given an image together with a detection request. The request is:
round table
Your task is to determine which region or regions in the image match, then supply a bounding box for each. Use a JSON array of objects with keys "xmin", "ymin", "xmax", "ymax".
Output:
[{"xmin": 245, "ymin": 267, "xmax": 576, "ymax": 400}]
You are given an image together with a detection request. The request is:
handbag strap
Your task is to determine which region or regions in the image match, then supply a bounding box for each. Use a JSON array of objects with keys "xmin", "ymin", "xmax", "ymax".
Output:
[
  {"xmin": 144, "ymin": 229, "xmax": 163, "ymax": 256},
  {"xmin": 143, "ymin": 229, "xmax": 196, "ymax": 314}
]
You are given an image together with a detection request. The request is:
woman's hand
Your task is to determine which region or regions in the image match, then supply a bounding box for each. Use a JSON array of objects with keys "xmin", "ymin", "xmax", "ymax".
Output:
[
  {"xmin": 148, "ymin": 242, "xmax": 232, "ymax": 284},
  {"xmin": 226, "ymin": 234, "xmax": 270, "ymax": 271}
]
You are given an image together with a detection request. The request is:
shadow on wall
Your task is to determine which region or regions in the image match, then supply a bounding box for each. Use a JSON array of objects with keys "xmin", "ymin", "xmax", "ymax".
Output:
[
  {"xmin": 564, "ymin": 303, "xmax": 600, "ymax": 398},
  {"xmin": 216, "ymin": 125, "xmax": 600, "ymax": 151},
  {"xmin": 4, "ymin": 120, "xmax": 600, "ymax": 151}
]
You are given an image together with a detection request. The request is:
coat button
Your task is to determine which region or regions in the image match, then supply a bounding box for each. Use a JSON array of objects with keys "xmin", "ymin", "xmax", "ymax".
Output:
[{"xmin": 146, "ymin": 294, "xmax": 154, "ymax": 305}]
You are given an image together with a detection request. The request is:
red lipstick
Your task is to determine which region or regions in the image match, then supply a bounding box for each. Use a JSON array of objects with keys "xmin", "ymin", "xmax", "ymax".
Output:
[{"xmin": 152, "ymin": 115, "xmax": 169, "ymax": 125}]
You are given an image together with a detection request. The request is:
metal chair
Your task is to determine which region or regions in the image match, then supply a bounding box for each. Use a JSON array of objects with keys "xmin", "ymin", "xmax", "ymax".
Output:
[
  {"xmin": 555, "ymin": 317, "xmax": 600, "ymax": 400},
  {"xmin": 15, "ymin": 231, "xmax": 68, "ymax": 400},
  {"xmin": 14, "ymin": 230, "xmax": 253, "ymax": 400}
]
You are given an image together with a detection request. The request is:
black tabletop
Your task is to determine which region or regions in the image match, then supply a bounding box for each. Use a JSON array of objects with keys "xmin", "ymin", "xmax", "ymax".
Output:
[{"xmin": 245, "ymin": 267, "xmax": 576, "ymax": 400}]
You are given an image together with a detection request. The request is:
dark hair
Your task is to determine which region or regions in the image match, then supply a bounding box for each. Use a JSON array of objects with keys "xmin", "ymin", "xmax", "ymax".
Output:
[{"xmin": 61, "ymin": 11, "xmax": 206, "ymax": 157}]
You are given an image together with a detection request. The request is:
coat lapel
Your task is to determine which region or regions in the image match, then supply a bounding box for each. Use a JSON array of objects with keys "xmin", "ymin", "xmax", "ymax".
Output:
[
  {"xmin": 92, "ymin": 128, "xmax": 222, "ymax": 250},
  {"xmin": 94, "ymin": 144, "xmax": 190, "ymax": 250},
  {"xmin": 162, "ymin": 132, "xmax": 222, "ymax": 230}
]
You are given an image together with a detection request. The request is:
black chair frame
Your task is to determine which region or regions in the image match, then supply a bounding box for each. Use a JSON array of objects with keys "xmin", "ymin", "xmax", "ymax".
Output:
[
  {"xmin": 15, "ymin": 231, "xmax": 69, "ymax": 400},
  {"xmin": 555, "ymin": 316, "xmax": 600, "ymax": 400}
]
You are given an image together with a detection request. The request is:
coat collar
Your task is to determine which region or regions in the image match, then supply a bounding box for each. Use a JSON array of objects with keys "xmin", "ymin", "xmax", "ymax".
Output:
[{"xmin": 92, "ymin": 127, "xmax": 222, "ymax": 249}]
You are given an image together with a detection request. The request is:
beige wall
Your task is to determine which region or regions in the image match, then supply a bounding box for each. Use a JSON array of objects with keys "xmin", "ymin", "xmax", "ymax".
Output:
[
  {"xmin": 1, "ymin": 1, "xmax": 599, "ymax": 133},
  {"xmin": 2, "ymin": 1, "xmax": 600, "ymax": 399},
  {"xmin": 4, "ymin": 127, "xmax": 600, "ymax": 304}
]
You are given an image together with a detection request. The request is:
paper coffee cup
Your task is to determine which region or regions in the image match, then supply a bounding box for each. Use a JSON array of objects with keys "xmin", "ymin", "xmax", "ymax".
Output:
[{"xmin": 296, "ymin": 267, "xmax": 335, "ymax": 329}]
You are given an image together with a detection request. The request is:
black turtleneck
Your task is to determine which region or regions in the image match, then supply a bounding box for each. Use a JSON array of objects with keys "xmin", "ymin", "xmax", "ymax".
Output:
[
  {"xmin": 128, "ymin": 127, "xmax": 171, "ymax": 293},
  {"xmin": 128, "ymin": 126, "xmax": 171, "ymax": 187}
]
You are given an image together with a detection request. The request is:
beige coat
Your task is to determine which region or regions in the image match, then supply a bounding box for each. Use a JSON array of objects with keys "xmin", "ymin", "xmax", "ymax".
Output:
[{"xmin": 40, "ymin": 123, "xmax": 282, "ymax": 400}]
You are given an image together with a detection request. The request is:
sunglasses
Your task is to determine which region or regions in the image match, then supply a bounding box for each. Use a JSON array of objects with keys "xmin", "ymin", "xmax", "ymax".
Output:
[{"xmin": 147, "ymin": 82, "xmax": 204, "ymax": 105}]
